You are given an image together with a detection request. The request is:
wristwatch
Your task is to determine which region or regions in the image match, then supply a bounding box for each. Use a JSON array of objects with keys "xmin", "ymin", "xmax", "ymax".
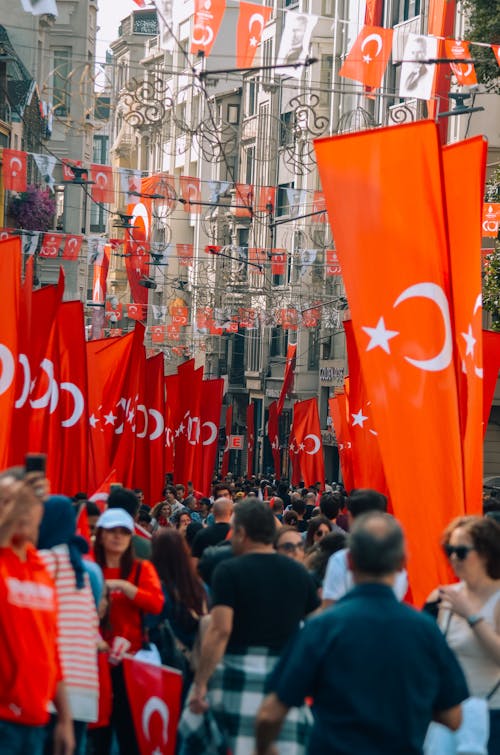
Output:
[{"xmin": 466, "ymin": 614, "xmax": 484, "ymax": 628}]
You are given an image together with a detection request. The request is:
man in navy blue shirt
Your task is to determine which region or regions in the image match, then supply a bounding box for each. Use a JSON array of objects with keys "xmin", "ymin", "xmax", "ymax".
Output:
[{"xmin": 256, "ymin": 512, "xmax": 469, "ymax": 755}]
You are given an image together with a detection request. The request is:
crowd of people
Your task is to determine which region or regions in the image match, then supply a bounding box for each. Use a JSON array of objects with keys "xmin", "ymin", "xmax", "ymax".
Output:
[{"xmin": 0, "ymin": 466, "xmax": 499, "ymax": 755}]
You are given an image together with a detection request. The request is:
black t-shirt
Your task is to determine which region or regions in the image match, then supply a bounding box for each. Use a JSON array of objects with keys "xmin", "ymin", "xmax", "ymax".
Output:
[
  {"xmin": 191, "ymin": 523, "xmax": 230, "ymax": 558},
  {"xmin": 211, "ymin": 552, "xmax": 320, "ymax": 652}
]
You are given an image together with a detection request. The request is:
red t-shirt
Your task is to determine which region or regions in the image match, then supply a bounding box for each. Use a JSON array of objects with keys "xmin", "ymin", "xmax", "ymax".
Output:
[
  {"xmin": 102, "ymin": 559, "xmax": 164, "ymax": 653},
  {"xmin": 0, "ymin": 545, "xmax": 62, "ymax": 725}
]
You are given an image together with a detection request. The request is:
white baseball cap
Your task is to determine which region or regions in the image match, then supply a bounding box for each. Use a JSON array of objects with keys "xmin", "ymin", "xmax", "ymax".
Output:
[{"xmin": 96, "ymin": 508, "xmax": 134, "ymax": 532}]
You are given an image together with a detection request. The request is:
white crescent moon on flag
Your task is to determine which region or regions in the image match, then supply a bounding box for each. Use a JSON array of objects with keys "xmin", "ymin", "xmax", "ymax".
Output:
[
  {"xmin": 192, "ymin": 24, "xmax": 214, "ymax": 47},
  {"xmin": 60, "ymin": 382, "xmax": 85, "ymax": 428},
  {"xmin": 96, "ymin": 172, "xmax": 108, "ymax": 186},
  {"xmin": 249, "ymin": 12, "xmax": 264, "ymax": 34},
  {"xmin": 15, "ymin": 353, "xmax": 31, "ymax": 408},
  {"xmin": 148, "ymin": 409, "xmax": 164, "ymax": 440},
  {"xmin": 360, "ymin": 33, "xmax": 383, "ymax": 57},
  {"xmin": 304, "ymin": 433, "xmax": 321, "ymax": 455},
  {"xmin": 473, "ymin": 293, "xmax": 483, "ymax": 379},
  {"xmin": 30, "ymin": 359, "xmax": 56, "ymax": 410},
  {"xmin": 186, "ymin": 183, "xmax": 199, "ymax": 201},
  {"xmin": 142, "ymin": 696, "xmax": 169, "ymax": 744},
  {"xmin": 136, "ymin": 404, "xmax": 148, "ymax": 438},
  {"xmin": 202, "ymin": 421, "xmax": 217, "ymax": 446},
  {"xmin": 68, "ymin": 237, "xmax": 78, "ymax": 250},
  {"xmin": 0, "ymin": 345, "xmax": 15, "ymax": 396},
  {"xmin": 393, "ymin": 282, "xmax": 452, "ymax": 372},
  {"xmin": 9, "ymin": 157, "xmax": 22, "ymax": 173},
  {"xmin": 131, "ymin": 203, "xmax": 149, "ymax": 240}
]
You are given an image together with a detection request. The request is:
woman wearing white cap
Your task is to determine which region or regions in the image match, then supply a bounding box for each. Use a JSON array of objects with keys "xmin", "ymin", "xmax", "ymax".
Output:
[{"xmin": 92, "ymin": 508, "xmax": 164, "ymax": 755}]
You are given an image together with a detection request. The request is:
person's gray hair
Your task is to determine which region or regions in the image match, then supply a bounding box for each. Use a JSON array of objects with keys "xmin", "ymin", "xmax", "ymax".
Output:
[
  {"xmin": 213, "ymin": 497, "xmax": 233, "ymax": 520},
  {"xmin": 348, "ymin": 512, "xmax": 405, "ymax": 576}
]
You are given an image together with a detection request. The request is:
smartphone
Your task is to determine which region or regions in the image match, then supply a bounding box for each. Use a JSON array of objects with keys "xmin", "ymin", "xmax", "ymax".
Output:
[{"xmin": 25, "ymin": 453, "xmax": 47, "ymax": 474}]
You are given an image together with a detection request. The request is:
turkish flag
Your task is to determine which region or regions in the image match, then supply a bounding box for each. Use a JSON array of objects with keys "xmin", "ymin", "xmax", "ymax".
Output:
[
  {"xmin": 444, "ymin": 39, "xmax": 477, "ymax": 86},
  {"xmin": 179, "ymin": 176, "xmax": 201, "ymax": 213},
  {"xmin": 329, "ymin": 392, "xmax": 354, "ymax": 493},
  {"xmin": 483, "ymin": 330, "xmax": 500, "ymax": 433},
  {"xmin": 312, "ymin": 191, "xmax": 327, "ymax": 223},
  {"xmin": 123, "ymin": 657, "xmax": 182, "ymax": 755},
  {"xmin": 237, "ymin": 2, "xmax": 272, "ymax": 69},
  {"xmin": 173, "ymin": 362, "xmax": 204, "ymax": 488},
  {"xmin": 135, "ymin": 353, "xmax": 165, "ymax": 506},
  {"xmin": 492, "ymin": 45, "xmax": 500, "ymax": 66},
  {"xmin": 177, "ymin": 243, "xmax": 194, "ymax": 266},
  {"xmin": 234, "ymin": 183, "xmax": 253, "ymax": 218},
  {"xmin": 62, "ymin": 234, "xmax": 82, "ymax": 261},
  {"xmin": 46, "ymin": 302, "xmax": 89, "ymax": 496},
  {"xmin": 277, "ymin": 343, "xmax": 296, "ymax": 415},
  {"xmin": 482, "ymin": 204, "xmax": 500, "ymax": 238},
  {"xmin": 315, "ymin": 121, "xmax": 465, "ymax": 604},
  {"xmin": 271, "ymin": 249, "xmax": 286, "ymax": 276},
  {"xmin": 192, "ymin": 378, "xmax": 224, "ymax": 495},
  {"xmin": 39, "ymin": 233, "xmax": 62, "ymax": 259},
  {"xmin": 164, "ymin": 374, "xmax": 178, "ymax": 476},
  {"xmin": 61, "ymin": 159, "xmax": 82, "ymax": 182},
  {"xmin": 365, "ymin": 0, "xmax": 383, "ymax": 25},
  {"xmin": 291, "ymin": 399, "xmax": 324, "ymax": 488},
  {"xmin": 249, "ymin": 248, "xmax": 266, "ymax": 271},
  {"xmin": 344, "ymin": 320, "xmax": 387, "ymax": 495},
  {"xmin": 0, "ymin": 238, "xmax": 21, "ymax": 468},
  {"xmin": 166, "ymin": 324, "xmax": 180, "ymax": 341},
  {"xmin": 127, "ymin": 303, "xmax": 146, "ymax": 321},
  {"xmin": 86, "ymin": 332, "xmax": 135, "ymax": 492},
  {"xmin": 339, "ymin": 26, "xmax": 393, "ymax": 89},
  {"xmin": 268, "ymin": 401, "xmax": 281, "ymax": 478},
  {"xmin": 221, "ymin": 405, "xmax": 232, "ymax": 478},
  {"xmin": 257, "ymin": 186, "xmax": 276, "ymax": 212},
  {"xmin": 246, "ymin": 402, "xmax": 255, "ymax": 477},
  {"xmin": 151, "ymin": 325, "xmax": 165, "ymax": 343},
  {"xmin": 91, "ymin": 164, "xmax": 114, "ymax": 205},
  {"xmin": 443, "ymin": 137, "xmax": 486, "ymax": 515},
  {"xmin": 92, "ymin": 244, "xmax": 110, "ymax": 304},
  {"xmin": 190, "ymin": 0, "xmax": 226, "ymax": 57},
  {"xmin": 326, "ymin": 249, "xmax": 341, "ymax": 276},
  {"xmin": 2, "ymin": 149, "xmax": 27, "ymax": 192},
  {"xmin": 125, "ymin": 208, "xmax": 150, "ymax": 305}
]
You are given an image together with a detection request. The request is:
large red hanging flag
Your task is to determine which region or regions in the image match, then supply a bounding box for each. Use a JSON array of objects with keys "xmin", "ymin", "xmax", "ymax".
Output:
[
  {"xmin": 483, "ymin": 330, "xmax": 500, "ymax": 435},
  {"xmin": 444, "ymin": 39, "xmax": 477, "ymax": 87},
  {"xmin": 91, "ymin": 164, "xmax": 115, "ymax": 205},
  {"xmin": 0, "ymin": 238, "xmax": 21, "ymax": 468},
  {"xmin": 315, "ymin": 121, "xmax": 465, "ymax": 605},
  {"xmin": 329, "ymin": 392, "xmax": 354, "ymax": 493},
  {"xmin": 246, "ymin": 402, "xmax": 255, "ymax": 477},
  {"xmin": 190, "ymin": 0, "xmax": 226, "ymax": 57},
  {"xmin": 192, "ymin": 378, "xmax": 224, "ymax": 495},
  {"xmin": 2, "ymin": 149, "xmax": 27, "ymax": 192},
  {"xmin": 87, "ymin": 332, "xmax": 135, "ymax": 492},
  {"xmin": 44, "ymin": 302, "xmax": 88, "ymax": 495},
  {"xmin": 134, "ymin": 353, "xmax": 165, "ymax": 506},
  {"xmin": 344, "ymin": 319, "xmax": 387, "ymax": 495},
  {"xmin": 442, "ymin": 137, "xmax": 486, "ymax": 516},
  {"xmin": 164, "ymin": 373, "xmax": 178, "ymax": 477},
  {"xmin": 171, "ymin": 361, "xmax": 204, "ymax": 488},
  {"xmin": 221, "ymin": 405, "xmax": 232, "ymax": 478},
  {"xmin": 277, "ymin": 343, "xmax": 296, "ymax": 415},
  {"xmin": 268, "ymin": 400, "xmax": 281, "ymax": 479},
  {"xmin": 290, "ymin": 398, "xmax": 324, "ymax": 488},
  {"xmin": 237, "ymin": 2, "xmax": 272, "ymax": 69},
  {"xmin": 123, "ymin": 657, "xmax": 182, "ymax": 755},
  {"xmin": 339, "ymin": 26, "xmax": 393, "ymax": 89}
]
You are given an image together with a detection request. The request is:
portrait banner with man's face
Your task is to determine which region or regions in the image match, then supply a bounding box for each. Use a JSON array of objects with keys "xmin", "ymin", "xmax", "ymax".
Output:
[
  {"xmin": 276, "ymin": 12, "xmax": 318, "ymax": 79},
  {"xmin": 399, "ymin": 34, "xmax": 438, "ymax": 100}
]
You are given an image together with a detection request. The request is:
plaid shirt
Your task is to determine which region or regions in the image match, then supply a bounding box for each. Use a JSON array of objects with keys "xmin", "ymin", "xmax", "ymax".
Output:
[{"xmin": 179, "ymin": 646, "xmax": 312, "ymax": 755}]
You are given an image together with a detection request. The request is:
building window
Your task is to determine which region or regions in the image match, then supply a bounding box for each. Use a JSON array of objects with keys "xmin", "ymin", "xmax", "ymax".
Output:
[
  {"xmin": 322, "ymin": 0, "xmax": 335, "ymax": 16},
  {"xmin": 245, "ymin": 146, "xmax": 255, "ymax": 185},
  {"xmin": 246, "ymin": 79, "xmax": 257, "ymax": 116},
  {"xmin": 52, "ymin": 48, "xmax": 72, "ymax": 116},
  {"xmin": 227, "ymin": 104, "xmax": 239, "ymax": 124},
  {"xmin": 320, "ymin": 55, "xmax": 333, "ymax": 107},
  {"xmin": 280, "ymin": 111, "xmax": 294, "ymax": 147},
  {"xmin": 277, "ymin": 182, "xmax": 293, "ymax": 217},
  {"xmin": 308, "ymin": 328, "xmax": 320, "ymax": 370},
  {"xmin": 92, "ymin": 135, "xmax": 108, "ymax": 164},
  {"xmin": 270, "ymin": 326, "xmax": 287, "ymax": 357},
  {"xmin": 395, "ymin": 0, "xmax": 421, "ymax": 23},
  {"xmin": 262, "ymin": 38, "xmax": 273, "ymax": 84},
  {"xmin": 246, "ymin": 325, "xmax": 262, "ymax": 371}
]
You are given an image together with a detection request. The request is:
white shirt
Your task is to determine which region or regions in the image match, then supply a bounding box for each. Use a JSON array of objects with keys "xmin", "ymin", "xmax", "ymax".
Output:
[{"xmin": 322, "ymin": 548, "xmax": 408, "ymax": 602}]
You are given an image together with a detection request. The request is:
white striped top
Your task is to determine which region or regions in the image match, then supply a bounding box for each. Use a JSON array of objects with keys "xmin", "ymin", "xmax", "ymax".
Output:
[{"xmin": 39, "ymin": 544, "xmax": 100, "ymax": 723}]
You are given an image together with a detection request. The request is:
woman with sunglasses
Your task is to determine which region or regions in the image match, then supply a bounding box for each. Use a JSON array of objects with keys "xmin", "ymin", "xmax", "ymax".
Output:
[
  {"xmin": 274, "ymin": 526, "xmax": 306, "ymax": 563},
  {"xmin": 304, "ymin": 515, "xmax": 332, "ymax": 553},
  {"xmin": 428, "ymin": 515, "xmax": 500, "ymax": 754}
]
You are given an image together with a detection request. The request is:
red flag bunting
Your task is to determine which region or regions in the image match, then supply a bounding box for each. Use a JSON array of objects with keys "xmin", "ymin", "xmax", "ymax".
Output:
[
  {"xmin": 482, "ymin": 204, "xmax": 500, "ymax": 238},
  {"xmin": 62, "ymin": 234, "xmax": 82, "ymax": 261},
  {"xmin": 236, "ymin": 2, "xmax": 272, "ymax": 69},
  {"xmin": 444, "ymin": 39, "xmax": 477, "ymax": 86},
  {"xmin": 339, "ymin": 26, "xmax": 394, "ymax": 89},
  {"xmin": 39, "ymin": 233, "xmax": 62, "ymax": 259},
  {"xmin": 91, "ymin": 164, "xmax": 115, "ymax": 205},
  {"xmin": 2, "ymin": 149, "xmax": 27, "ymax": 192},
  {"xmin": 312, "ymin": 191, "xmax": 327, "ymax": 223},
  {"xmin": 190, "ymin": 0, "xmax": 226, "ymax": 57},
  {"xmin": 179, "ymin": 176, "xmax": 201, "ymax": 213},
  {"xmin": 176, "ymin": 243, "xmax": 194, "ymax": 266},
  {"xmin": 233, "ymin": 183, "xmax": 253, "ymax": 218},
  {"xmin": 257, "ymin": 186, "xmax": 276, "ymax": 212},
  {"xmin": 326, "ymin": 249, "xmax": 341, "ymax": 276},
  {"xmin": 271, "ymin": 249, "xmax": 286, "ymax": 276}
]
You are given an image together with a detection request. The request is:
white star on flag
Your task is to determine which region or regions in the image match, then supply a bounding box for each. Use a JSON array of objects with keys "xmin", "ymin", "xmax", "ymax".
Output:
[
  {"xmin": 461, "ymin": 324, "xmax": 476, "ymax": 357},
  {"xmin": 362, "ymin": 317, "xmax": 399, "ymax": 354},
  {"xmin": 104, "ymin": 411, "xmax": 117, "ymax": 425},
  {"xmin": 89, "ymin": 414, "xmax": 99, "ymax": 428},
  {"xmin": 250, "ymin": 36, "xmax": 258, "ymax": 47},
  {"xmin": 363, "ymin": 54, "xmax": 372, "ymax": 63},
  {"xmin": 351, "ymin": 408, "xmax": 368, "ymax": 428}
]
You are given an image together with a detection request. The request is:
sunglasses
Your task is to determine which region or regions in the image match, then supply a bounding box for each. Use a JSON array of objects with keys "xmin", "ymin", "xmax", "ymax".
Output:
[
  {"xmin": 443, "ymin": 544, "xmax": 475, "ymax": 561},
  {"xmin": 315, "ymin": 529, "xmax": 329, "ymax": 538},
  {"xmin": 278, "ymin": 541, "xmax": 305, "ymax": 553}
]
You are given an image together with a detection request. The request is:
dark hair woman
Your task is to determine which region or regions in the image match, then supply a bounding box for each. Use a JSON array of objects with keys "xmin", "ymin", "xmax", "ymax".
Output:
[
  {"xmin": 92, "ymin": 508, "xmax": 164, "ymax": 755},
  {"xmin": 147, "ymin": 529, "xmax": 207, "ymax": 692},
  {"xmin": 304, "ymin": 515, "xmax": 333, "ymax": 552}
]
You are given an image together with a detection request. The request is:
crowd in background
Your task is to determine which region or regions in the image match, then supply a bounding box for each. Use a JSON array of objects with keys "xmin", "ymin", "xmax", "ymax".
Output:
[{"xmin": 0, "ymin": 466, "xmax": 499, "ymax": 755}]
